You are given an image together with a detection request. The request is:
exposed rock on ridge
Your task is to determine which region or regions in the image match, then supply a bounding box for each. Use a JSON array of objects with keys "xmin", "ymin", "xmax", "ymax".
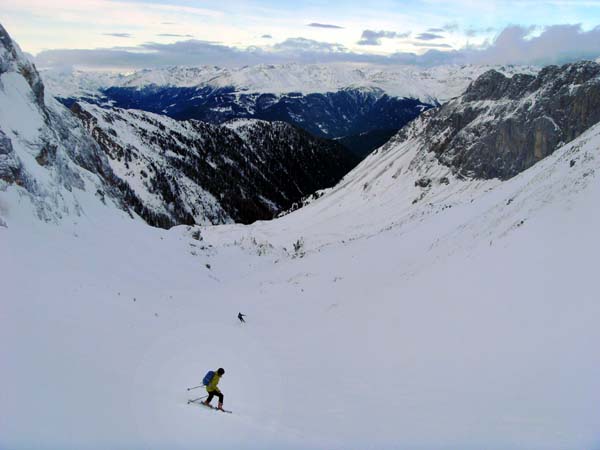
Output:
[
  {"xmin": 0, "ymin": 24, "xmax": 44, "ymax": 107},
  {"xmin": 416, "ymin": 61, "xmax": 600, "ymax": 179}
]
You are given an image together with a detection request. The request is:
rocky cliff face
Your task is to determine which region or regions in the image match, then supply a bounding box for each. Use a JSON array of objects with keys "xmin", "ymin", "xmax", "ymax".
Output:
[
  {"xmin": 0, "ymin": 24, "xmax": 130, "ymax": 224},
  {"xmin": 72, "ymin": 102, "xmax": 358, "ymax": 226},
  {"xmin": 415, "ymin": 61, "xmax": 600, "ymax": 179},
  {"xmin": 0, "ymin": 24, "xmax": 44, "ymax": 108}
]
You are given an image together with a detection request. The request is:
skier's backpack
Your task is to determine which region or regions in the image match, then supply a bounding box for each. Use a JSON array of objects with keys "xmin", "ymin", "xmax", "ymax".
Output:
[{"xmin": 203, "ymin": 370, "xmax": 215, "ymax": 386}]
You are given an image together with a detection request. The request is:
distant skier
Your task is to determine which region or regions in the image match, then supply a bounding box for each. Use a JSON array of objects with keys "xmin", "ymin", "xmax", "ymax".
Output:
[
  {"xmin": 203, "ymin": 367, "xmax": 225, "ymax": 410},
  {"xmin": 238, "ymin": 312, "xmax": 246, "ymax": 323}
]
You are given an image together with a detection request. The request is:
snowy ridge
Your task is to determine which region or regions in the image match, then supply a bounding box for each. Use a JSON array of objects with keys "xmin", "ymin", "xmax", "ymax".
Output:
[
  {"xmin": 0, "ymin": 24, "xmax": 129, "ymax": 225},
  {"xmin": 42, "ymin": 62, "xmax": 539, "ymax": 104},
  {"xmin": 70, "ymin": 85, "xmax": 433, "ymax": 145},
  {"xmin": 73, "ymin": 102, "xmax": 357, "ymax": 226},
  {"xmin": 73, "ymin": 102, "xmax": 231, "ymax": 226}
]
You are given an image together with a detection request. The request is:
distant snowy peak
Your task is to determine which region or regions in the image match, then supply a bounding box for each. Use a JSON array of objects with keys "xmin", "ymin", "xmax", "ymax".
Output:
[
  {"xmin": 50, "ymin": 78, "xmax": 434, "ymax": 148},
  {"xmin": 41, "ymin": 63, "xmax": 539, "ymax": 158},
  {"xmin": 42, "ymin": 63, "xmax": 539, "ymax": 104}
]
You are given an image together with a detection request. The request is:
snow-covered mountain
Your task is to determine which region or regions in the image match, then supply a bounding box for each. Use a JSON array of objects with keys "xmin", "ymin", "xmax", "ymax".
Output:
[
  {"xmin": 3, "ymin": 23, "xmax": 600, "ymax": 450},
  {"xmin": 4, "ymin": 63, "xmax": 600, "ymax": 450},
  {"xmin": 0, "ymin": 24, "xmax": 356, "ymax": 228},
  {"xmin": 224, "ymin": 86, "xmax": 600, "ymax": 251},
  {"xmin": 274, "ymin": 60, "xmax": 600, "ymax": 230},
  {"xmin": 42, "ymin": 63, "xmax": 538, "ymax": 158},
  {"xmin": 95, "ymin": 85, "xmax": 432, "ymax": 142},
  {"xmin": 72, "ymin": 102, "xmax": 357, "ymax": 226},
  {"xmin": 42, "ymin": 63, "xmax": 537, "ymax": 103}
]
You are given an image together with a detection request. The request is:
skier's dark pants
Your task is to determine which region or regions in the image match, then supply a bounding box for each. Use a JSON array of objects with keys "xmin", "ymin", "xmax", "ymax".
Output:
[{"xmin": 207, "ymin": 390, "xmax": 224, "ymax": 404}]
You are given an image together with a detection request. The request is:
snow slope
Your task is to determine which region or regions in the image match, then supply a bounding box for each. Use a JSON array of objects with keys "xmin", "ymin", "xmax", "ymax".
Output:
[
  {"xmin": 42, "ymin": 63, "xmax": 538, "ymax": 104},
  {"xmin": 3, "ymin": 21, "xmax": 600, "ymax": 450},
  {"xmin": 2, "ymin": 112, "xmax": 600, "ymax": 450}
]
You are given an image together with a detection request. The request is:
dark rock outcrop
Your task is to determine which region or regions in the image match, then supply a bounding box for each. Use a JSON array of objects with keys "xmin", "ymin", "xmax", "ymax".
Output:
[
  {"xmin": 0, "ymin": 129, "xmax": 20, "ymax": 184},
  {"xmin": 415, "ymin": 61, "xmax": 600, "ymax": 179}
]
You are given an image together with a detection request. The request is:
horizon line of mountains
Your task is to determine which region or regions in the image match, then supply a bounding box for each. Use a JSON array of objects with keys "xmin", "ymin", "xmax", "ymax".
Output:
[{"xmin": 2, "ymin": 22, "xmax": 600, "ymax": 230}]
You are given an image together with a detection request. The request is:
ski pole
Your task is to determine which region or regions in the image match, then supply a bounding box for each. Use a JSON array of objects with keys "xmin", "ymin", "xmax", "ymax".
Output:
[
  {"xmin": 187, "ymin": 385, "xmax": 204, "ymax": 391},
  {"xmin": 187, "ymin": 395, "xmax": 208, "ymax": 404}
]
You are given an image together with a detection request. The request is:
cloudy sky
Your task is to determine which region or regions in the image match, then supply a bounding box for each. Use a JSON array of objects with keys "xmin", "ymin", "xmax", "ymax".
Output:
[{"xmin": 3, "ymin": 0, "xmax": 600, "ymax": 70}]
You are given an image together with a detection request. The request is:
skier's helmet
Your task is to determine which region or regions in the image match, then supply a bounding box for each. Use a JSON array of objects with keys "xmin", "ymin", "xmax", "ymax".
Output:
[{"xmin": 217, "ymin": 368, "xmax": 225, "ymax": 375}]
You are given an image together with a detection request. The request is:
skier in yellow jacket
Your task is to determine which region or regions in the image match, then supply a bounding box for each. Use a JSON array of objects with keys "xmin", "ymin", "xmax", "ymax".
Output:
[{"xmin": 203, "ymin": 368, "xmax": 225, "ymax": 410}]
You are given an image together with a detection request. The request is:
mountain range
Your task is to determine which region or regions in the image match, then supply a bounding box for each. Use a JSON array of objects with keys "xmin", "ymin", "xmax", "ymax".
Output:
[
  {"xmin": 42, "ymin": 63, "xmax": 537, "ymax": 158},
  {"xmin": 0, "ymin": 24, "xmax": 357, "ymax": 228},
  {"xmin": 3, "ymin": 21, "xmax": 600, "ymax": 450}
]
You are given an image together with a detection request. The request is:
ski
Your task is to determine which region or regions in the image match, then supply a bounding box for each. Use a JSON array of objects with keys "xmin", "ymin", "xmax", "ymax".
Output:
[{"xmin": 187, "ymin": 399, "xmax": 232, "ymax": 414}]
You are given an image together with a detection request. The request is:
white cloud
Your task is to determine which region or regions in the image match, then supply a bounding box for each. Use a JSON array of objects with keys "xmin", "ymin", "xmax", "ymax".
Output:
[
  {"xmin": 357, "ymin": 30, "xmax": 411, "ymax": 46},
  {"xmin": 307, "ymin": 23, "xmax": 344, "ymax": 29},
  {"xmin": 412, "ymin": 42, "xmax": 452, "ymax": 48},
  {"xmin": 102, "ymin": 32, "xmax": 132, "ymax": 38},
  {"xmin": 415, "ymin": 32, "xmax": 444, "ymax": 41},
  {"xmin": 32, "ymin": 24, "xmax": 600, "ymax": 70},
  {"xmin": 464, "ymin": 24, "xmax": 600, "ymax": 65}
]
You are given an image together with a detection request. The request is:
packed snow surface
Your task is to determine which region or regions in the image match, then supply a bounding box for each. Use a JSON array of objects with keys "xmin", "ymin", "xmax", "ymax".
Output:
[
  {"xmin": 42, "ymin": 62, "xmax": 538, "ymax": 104},
  {"xmin": 2, "ymin": 119, "xmax": 600, "ymax": 449}
]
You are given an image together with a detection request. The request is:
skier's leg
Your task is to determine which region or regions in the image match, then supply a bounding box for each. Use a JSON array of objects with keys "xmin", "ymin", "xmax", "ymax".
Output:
[
  {"xmin": 204, "ymin": 391, "xmax": 215, "ymax": 405},
  {"xmin": 217, "ymin": 392, "xmax": 224, "ymax": 409}
]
